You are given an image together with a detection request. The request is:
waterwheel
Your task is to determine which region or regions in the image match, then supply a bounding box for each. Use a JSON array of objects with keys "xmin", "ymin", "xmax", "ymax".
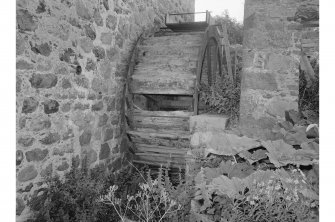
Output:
[{"xmin": 127, "ymin": 11, "xmax": 231, "ymax": 169}]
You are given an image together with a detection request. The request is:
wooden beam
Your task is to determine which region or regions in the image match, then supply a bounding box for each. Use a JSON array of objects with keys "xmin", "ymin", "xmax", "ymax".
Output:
[
  {"xmin": 212, "ymin": 45, "xmax": 218, "ymax": 85},
  {"xmin": 194, "ymin": 27, "xmax": 210, "ymax": 115},
  {"xmin": 222, "ymin": 24, "xmax": 233, "ymax": 82},
  {"xmin": 134, "ymin": 155, "xmax": 186, "ymax": 165},
  {"xmin": 134, "ymin": 143, "xmax": 188, "ymax": 154},
  {"xmin": 207, "ymin": 44, "xmax": 212, "ymax": 85},
  {"xmin": 130, "ymin": 74, "xmax": 195, "ymax": 95},
  {"xmin": 133, "ymin": 110, "xmax": 193, "ymax": 118},
  {"xmin": 135, "ymin": 152, "xmax": 185, "ymax": 158},
  {"xmin": 127, "ymin": 130, "xmax": 190, "ymax": 148},
  {"xmin": 193, "ymin": 26, "xmax": 225, "ymax": 115},
  {"xmin": 132, "ymin": 115, "xmax": 190, "ymax": 132},
  {"xmin": 133, "ymin": 160, "xmax": 185, "ymax": 169}
]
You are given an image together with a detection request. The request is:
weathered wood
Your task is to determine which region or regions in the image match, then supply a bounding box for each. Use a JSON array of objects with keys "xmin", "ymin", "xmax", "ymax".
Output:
[
  {"xmin": 130, "ymin": 74, "xmax": 195, "ymax": 95},
  {"xmin": 134, "ymin": 127, "xmax": 189, "ymax": 135},
  {"xmin": 193, "ymin": 28, "xmax": 209, "ymax": 115},
  {"xmin": 142, "ymin": 34, "xmax": 203, "ymax": 47},
  {"xmin": 135, "ymin": 152, "xmax": 185, "ymax": 158},
  {"xmin": 133, "ymin": 160, "xmax": 185, "ymax": 169},
  {"xmin": 133, "ymin": 110, "xmax": 193, "ymax": 118},
  {"xmin": 222, "ymin": 24, "xmax": 233, "ymax": 82},
  {"xmin": 126, "ymin": 35, "xmax": 143, "ymax": 112},
  {"xmin": 134, "ymin": 143, "xmax": 188, "ymax": 154},
  {"xmin": 158, "ymin": 98, "xmax": 207, "ymax": 111},
  {"xmin": 154, "ymin": 31, "xmax": 204, "ymax": 37},
  {"xmin": 131, "ymin": 33, "xmax": 203, "ymax": 95},
  {"xmin": 138, "ymin": 44, "xmax": 201, "ymax": 56},
  {"xmin": 132, "ymin": 114, "xmax": 190, "ymax": 131},
  {"xmin": 127, "ymin": 130, "xmax": 190, "ymax": 148},
  {"xmin": 134, "ymin": 154, "xmax": 186, "ymax": 165},
  {"xmin": 207, "ymin": 45, "xmax": 212, "ymax": 85},
  {"xmin": 212, "ymin": 45, "xmax": 218, "ymax": 85},
  {"xmin": 193, "ymin": 26, "xmax": 224, "ymax": 115}
]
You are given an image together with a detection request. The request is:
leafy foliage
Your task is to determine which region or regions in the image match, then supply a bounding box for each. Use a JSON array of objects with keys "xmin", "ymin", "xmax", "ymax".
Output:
[
  {"xmin": 199, "ymin": 11, "xmax": 243, "ymax": 125},
  {"xmin": 299, "ymin": 53, "xmax": 319, "ymax": 119},
  {"xmin": 99, "ymin": 178, "xmax": 180, "ymax": 222},
  {"xmin": 192, "ymin": 168, "xmax": 319, "ymax": 222},
  {"xmin": 214, "ymin": 11, "xmax": 243, "ymax": 45},
  {"xmin": 188, "ymin": 135, "xmax": 319, "ymax": 222},
  {"xmin": 200, "ymin": 74, "xmax": 240, "ymax": 123},
  {"xmin": 27, "ymin": 157, "xmax": 191, "ymax": 222},
  {"xmin": 28, "ymin": 161, "xmax": 108, "ymax": 222},
  {"xmin": 27, "ymin": 160, "xmax": 146, "ymax": 222},
  {"xmin": 100, "ymin": 164, "xmax": 192, "ymax": 222}
]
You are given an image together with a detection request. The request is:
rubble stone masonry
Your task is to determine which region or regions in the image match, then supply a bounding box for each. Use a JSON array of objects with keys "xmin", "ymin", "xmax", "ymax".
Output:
[
  {"xmin": 16, "ymin": 0, "xmax": 194, "ymax": 217},
  {"xmin": 240, "ymin": 0, "xmax": 319, "ymax": 140}
]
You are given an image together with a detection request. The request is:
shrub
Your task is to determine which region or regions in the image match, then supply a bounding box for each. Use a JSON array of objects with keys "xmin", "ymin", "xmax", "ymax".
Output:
[
  {"xmin": 192, "ymin": 166, "xmax": 319, "ymax": 222},
  {"xmin": 99, "ymin": 181, "xmax": 180, "ymax": 222},
  {"xmin": 299, "ymin": 54, "xmax": 319, "ymax": 118},
  {"xmin": 27, "ymin": 161, "xmax": 114, "ymax": 222},
  {"xmin": 99, "ymin": 164, "xmax": 192, "ymax": 222},
  {"xmin": 27, "ymin": 159, "xmax": 146, "ymax": 222},
  {"xmin": 27, "ymin": 159, "xmax": 189, "ymax": 222},
  {"xmin": 200, "ymin": 74, "xmax": 240, "ymax": 124},
  {"xmin": 214, "ymin": 11, "xmax": 243, "ymax": 45}
]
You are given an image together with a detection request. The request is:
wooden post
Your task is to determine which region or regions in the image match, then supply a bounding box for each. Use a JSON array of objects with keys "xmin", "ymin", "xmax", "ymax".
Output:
[
  {"xmin": 193, "ymin": 31, "xmax": 208, "ymax": 115},
  {"xmin": 222, "ymin": 23, "xmax": 233, "ymax": 82},
  {"xmin": 165, "ymin": 13, "xmax": 169, "ymax": 25},
  {"xmin": 212, "ymin": 45, "xmax": 218, "ymax": 85},
  {"xmin": 207, "ymin": 45, "xmax": 212, "ymax": 86}
]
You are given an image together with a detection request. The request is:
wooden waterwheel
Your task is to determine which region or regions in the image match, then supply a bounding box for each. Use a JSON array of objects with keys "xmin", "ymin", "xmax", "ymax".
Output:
[{"xmin": 127, "ymin": 11, "xmax": 231, "ymax": 169}]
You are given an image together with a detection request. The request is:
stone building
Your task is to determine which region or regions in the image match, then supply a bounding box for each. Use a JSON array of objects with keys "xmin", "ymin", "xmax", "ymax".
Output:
[
  {"xmin": 16, "ymin": 0, "xmax": 319, "ymax": 219},
  {"xmin": 16, "ymin": 0, "xmax": 194, "ymax": 218},
  {"xmin": 240, "ymin": 0, "xmax": 319, "ymax": 140}
]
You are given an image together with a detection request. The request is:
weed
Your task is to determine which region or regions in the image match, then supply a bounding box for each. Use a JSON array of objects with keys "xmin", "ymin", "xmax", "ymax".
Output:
[
  {"xmin": 200, "ymin": 74, "xmax": 240, "ymax": 124},
  {"xmin": 99, "ymin": 162, "xmax": 189, "ymax": 222}
]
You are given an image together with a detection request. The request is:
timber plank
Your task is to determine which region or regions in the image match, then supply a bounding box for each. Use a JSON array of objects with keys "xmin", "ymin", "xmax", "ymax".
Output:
[
  {"xmin": 135, "ymin": 152, "xmax": 185, "ymax": 158},
  {"xmin": 133, "ymin": 128, "xmax": 190, "ymax": 136},
  {"xmin": 138, "ymin": 44, "xmax": 200, "ymax": 56},
  {"xmin": 154, "ymin": 31, "xmax": 204, "ymax": 37},
  {"xmin": 130, "ymin": 74, "xmax": 195, "ymax": 95},
  {"xmin": 134, "ymin": 155, "xmax": 186, "ymax": 166},
  {"xmin": 142, "ymin": 34, "xmax": 203, "ymax": 47},
  {"xmin": 133, "ymin": 110, "xmax": 193, "ymax": 118},
  {"xmin": 134, "ymin": 44, "xmax": 199, "ymax": 76},
  {"xmin": 133, "ymin": 160, "xmax": 185, "ymax": 169},
  {"xmin": 134, "ymin": 143, "xmax": 188, "ymax": 154},
  {"xmin": 132, "ymin": 114, "xmax": 189, "ymax": 131},
  {"xmin": 127, "ymin": 130, "xmax": 190, "ymax": 148}
]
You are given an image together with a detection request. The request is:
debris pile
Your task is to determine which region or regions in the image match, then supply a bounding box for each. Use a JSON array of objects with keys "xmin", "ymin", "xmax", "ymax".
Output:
[{"xmin": 187, "ymin": 110, "xmax": 319, "ymax": 222}]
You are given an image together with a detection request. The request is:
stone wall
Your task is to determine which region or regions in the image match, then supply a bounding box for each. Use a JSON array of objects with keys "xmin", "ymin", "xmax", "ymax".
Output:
[
  {"xmin": 16, "ymin": 0, "xmax": 194, "ymax": 217},
  {"xmin": 239, "ymin": 0, "xmax": 319, "ymax": 140}
]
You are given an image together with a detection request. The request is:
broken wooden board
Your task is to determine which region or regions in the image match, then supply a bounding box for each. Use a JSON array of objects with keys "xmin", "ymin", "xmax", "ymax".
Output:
[
  {"xmin": 133, "ymin": 159, "xmax": 185, "ymax": 169},
  {"xmin": 154, "ymin": 31, "xmax": 204, "ymax": 37},
  {"xmin": 141, "ymin": 33, "xmax": 203, "ymax": 47},
  {"xmin": 128, "ymin": 130, "xmax": 190, "ymax": 148},
  {"xmin": 130, "ymin": 73, "xmax": 196, "ymax": 95},
  {"xmin": 134, "ymin": 143, "xmax": 189, "ymax": 154},
  {"xmin": 133, "ymin": 153, "xmax": 186, "ymax": 169},
  {"xmin": 133, "ymin": 115, "xmax": 189, "ymax": 132},
  {"xmin": 133, "ymin": 110, "xmax": 193, "ymax": 118},
  {"xmin": 131, "ymin": 33, "xmax": 202, "ymax": 95}
]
